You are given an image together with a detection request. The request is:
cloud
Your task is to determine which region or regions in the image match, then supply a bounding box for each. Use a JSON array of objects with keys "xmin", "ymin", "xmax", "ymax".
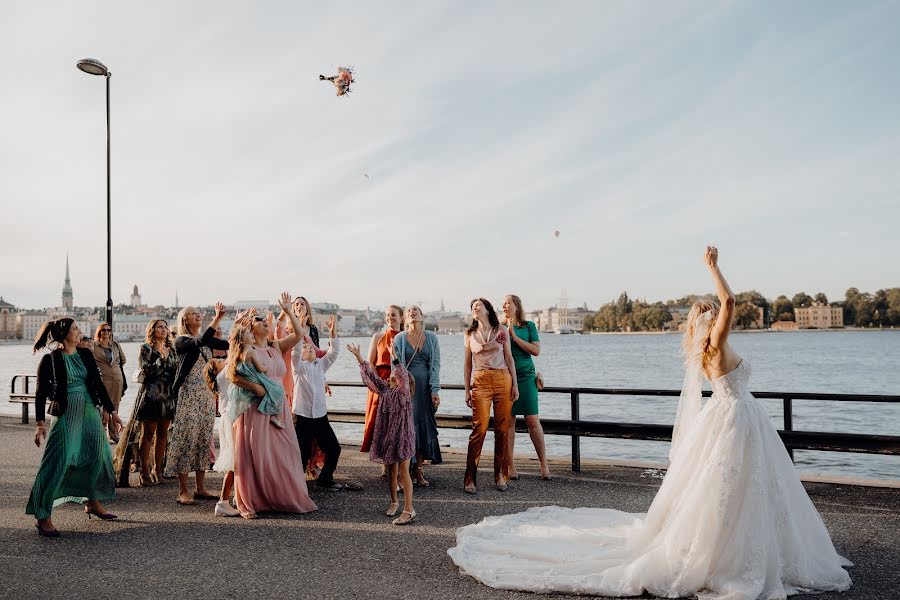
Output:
[{"xmin": 1, "ymin": 1, "xmax": 898, "ymax": 312}]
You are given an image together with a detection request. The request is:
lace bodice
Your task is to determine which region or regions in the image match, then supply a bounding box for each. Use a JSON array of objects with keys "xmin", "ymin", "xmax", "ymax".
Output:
[{"xmin": 710, "ymin": 359, "xmax": 751, "ymax": 400}]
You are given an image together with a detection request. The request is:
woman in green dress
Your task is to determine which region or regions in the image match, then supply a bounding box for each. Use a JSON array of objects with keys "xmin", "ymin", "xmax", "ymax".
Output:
[
  {"xmin": 27, "ymin": 318, "xmax": 124, "ymax": 537},
  {"xmin": 502, "ymin": 295, "xmax": 551, "ymax": 480}
]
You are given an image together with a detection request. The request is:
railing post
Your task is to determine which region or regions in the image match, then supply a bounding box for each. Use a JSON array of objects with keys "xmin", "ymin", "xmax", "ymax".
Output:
[
  {"xmin": 571, "ymin": 391, "xmax": 581, "ymax": 472},
  {"xmin": 783, "ymin": 396, "xmax": 794, "ymax": 462}
]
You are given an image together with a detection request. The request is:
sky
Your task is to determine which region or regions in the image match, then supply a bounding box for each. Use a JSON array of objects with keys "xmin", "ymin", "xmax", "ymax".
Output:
[{"xmin": 1, "ymin": 1, "xmax": 898, "ymax": 313}]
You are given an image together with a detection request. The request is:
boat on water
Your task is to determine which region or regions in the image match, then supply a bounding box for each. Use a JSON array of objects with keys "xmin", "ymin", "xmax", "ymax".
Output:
[{"xmin": 554, "ymin": 325, "xmax": 576, "ymax": 335}]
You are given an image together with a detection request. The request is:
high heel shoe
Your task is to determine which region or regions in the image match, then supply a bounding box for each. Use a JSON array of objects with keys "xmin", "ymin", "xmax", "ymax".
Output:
[
  {"xmin": 84, "ymin": 506, "xmax": 117, "ymax": 520},
  {"xmin": 36, "ymin": 523, "xmax": 61, "ymax": 538}
]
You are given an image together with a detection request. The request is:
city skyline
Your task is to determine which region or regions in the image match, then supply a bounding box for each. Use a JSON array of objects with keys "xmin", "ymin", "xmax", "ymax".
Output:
[
  {"xmin": 0, "ymin": 253, "xmax": 890, "ymax": 315},
  {"xmin": 2, "ymin": 2, "xmax": 899, "ymax": 312}
]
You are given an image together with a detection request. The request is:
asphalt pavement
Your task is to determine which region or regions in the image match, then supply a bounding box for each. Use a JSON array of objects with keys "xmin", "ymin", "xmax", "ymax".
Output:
[{"xmin": 0, "ymin": 416, "xmax": 897, "ymax": 600}]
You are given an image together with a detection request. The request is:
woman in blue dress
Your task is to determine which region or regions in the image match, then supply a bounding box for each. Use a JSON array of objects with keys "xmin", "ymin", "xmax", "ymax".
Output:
[{"xmin": 393, "ymin": 305, "xmax": 442, "ymax": 485}]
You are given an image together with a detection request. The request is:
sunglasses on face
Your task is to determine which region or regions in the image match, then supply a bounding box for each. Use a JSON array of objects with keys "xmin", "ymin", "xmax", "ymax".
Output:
[{"xmin": 253, "ymin": 316, "xmax": 265, "ymax": 322}]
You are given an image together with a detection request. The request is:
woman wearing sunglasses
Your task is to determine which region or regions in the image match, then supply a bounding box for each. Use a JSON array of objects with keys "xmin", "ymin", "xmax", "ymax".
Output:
[{"xmin": 92, "ymin": 323, "xmax": 127, "ymax": 443}]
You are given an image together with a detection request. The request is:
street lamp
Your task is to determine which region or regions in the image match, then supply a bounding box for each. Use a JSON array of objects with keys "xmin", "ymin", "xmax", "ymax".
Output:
[{"xmin": 76, "ymin": 58, "xmax": 113, "ymax": 331}]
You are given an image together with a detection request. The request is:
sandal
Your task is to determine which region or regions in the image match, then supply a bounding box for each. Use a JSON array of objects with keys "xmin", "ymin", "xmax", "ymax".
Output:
[
  {"xmin": 176, "ymin": 498, "xmax": 198, "ymax": 506},
  {"xmin": 414, "ymin": 466, "xmax": 430, "ymax": 487},
  {"xmin": 385, "ymin": 502, "xmax": 400, "ymax": 517},
  {"xmin": 464, "ymin": 484, "xmax": 476, "ymax": 495},
  {"xmin": 241, "ymin": 512, "xmax": 258, "ymax": 520},
  {"xmin": 392, "ymin": 510, "xmax": 416, "ymax": 525}
]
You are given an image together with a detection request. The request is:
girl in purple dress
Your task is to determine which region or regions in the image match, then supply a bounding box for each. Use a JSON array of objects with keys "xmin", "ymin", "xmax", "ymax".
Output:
[{"xmin": 347, "ymin": 342, "xmax": 416, "ymax": 525}]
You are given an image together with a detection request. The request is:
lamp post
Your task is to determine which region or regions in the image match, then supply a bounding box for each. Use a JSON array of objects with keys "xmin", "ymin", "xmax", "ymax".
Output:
[{"xmin": 76, "ymin": 58, "xmax": 113, "ymax": 331}]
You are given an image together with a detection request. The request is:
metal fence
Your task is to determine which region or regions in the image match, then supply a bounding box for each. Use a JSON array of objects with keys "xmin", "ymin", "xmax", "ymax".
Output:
[{"xmin": 10, "ymin": 374, "xmax": 900, "ymax": 472}]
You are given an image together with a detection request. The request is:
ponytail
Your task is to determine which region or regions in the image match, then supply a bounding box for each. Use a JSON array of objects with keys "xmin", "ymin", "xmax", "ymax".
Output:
[
  {"xmin": 33, "ymin": 318, "xmax": 75, "ymax": 354},
  {"xmin": 32, "ymin": 322, "xmax": 53, "ymax": 354}
]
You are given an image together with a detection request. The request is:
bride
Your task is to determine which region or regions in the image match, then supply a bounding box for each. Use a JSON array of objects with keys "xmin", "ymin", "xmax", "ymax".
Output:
[{"xmin": 447, "ymin": 247, "xmax": 852, "ymax": 599}]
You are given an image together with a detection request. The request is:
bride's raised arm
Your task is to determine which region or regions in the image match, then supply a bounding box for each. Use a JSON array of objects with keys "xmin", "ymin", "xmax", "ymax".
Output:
[{"xmin": 705, "ymin": 246, "xmax": 735, "ymax": 349}]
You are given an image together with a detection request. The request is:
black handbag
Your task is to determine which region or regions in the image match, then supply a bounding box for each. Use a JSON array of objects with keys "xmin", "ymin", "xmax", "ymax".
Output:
[
  {"xmin": 47, "ymin": 351, "xmax": 62, "ymax": 417},
  {"xmin": 116, "ymin": 342, "xmax": 128, "ymax": 393}
]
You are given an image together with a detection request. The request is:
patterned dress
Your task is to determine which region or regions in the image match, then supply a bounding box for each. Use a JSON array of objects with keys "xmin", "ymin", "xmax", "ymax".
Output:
[
  {"xmin": 361, "ymin": 328, "xmax": 399, "ymax": 452},
  {"xmin": 360, "ymin": 362, "xmax": 415, "ymax": 465},
  {"xmin": 164, "ymin": 350, "xmax": 215, "ymax": 476},
  {"xmin": 26, "ymin": 353, "xmax": 115, "ymax": 519}
]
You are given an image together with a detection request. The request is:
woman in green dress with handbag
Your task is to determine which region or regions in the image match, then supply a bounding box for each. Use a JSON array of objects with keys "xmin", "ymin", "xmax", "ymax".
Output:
[
  {"xmin": 502, "ymin": 295, "xmax": 551, "ymax": 480},
  {"xmin": 27, "ymin": 318, "xmax": 124, "ymax": 537}
]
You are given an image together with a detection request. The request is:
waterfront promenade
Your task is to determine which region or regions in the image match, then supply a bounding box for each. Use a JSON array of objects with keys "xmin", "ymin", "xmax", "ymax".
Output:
[{"xmin": 0, "ymin": 416, "xmax": 897, "ymax": 600}]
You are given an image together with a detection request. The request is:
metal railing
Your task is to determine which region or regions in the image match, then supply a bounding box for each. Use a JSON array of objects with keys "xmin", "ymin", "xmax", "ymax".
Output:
[
  {"xmin": 9, "ymin": 374, "xmax": 900, "ymax": 471},
  {"xmin": 326, "ymin": 381, "xmax": 900, "ymax": 472}
]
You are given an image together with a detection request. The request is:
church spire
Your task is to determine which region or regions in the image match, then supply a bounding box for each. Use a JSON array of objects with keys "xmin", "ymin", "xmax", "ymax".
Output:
[{"xmin": 62, "ymin": 254, "xmax": 74, "ymax": 310}]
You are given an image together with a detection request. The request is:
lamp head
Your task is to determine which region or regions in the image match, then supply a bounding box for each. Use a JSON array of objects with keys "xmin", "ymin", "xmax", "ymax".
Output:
[{"xmin": 76, "ymin": 58, "xmax": 109, "ymax": 76}]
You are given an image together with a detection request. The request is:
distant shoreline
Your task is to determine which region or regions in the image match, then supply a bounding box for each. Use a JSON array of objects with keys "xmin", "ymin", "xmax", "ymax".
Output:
[{"xmin": 584, "ymin": 327, "xmax": 898, "ymax": 336}]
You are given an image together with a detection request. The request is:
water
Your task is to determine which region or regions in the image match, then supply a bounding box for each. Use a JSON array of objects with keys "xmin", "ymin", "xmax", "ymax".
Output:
[{"xmin": 2, "ymin": 331, "xmax": 898, "ymax": 481}]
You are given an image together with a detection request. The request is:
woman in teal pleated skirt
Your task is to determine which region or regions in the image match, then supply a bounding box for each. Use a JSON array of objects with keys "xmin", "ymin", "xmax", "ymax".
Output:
[{"xmin": 27, "ymin": 318, "xmax": 122, "ymax": 537}]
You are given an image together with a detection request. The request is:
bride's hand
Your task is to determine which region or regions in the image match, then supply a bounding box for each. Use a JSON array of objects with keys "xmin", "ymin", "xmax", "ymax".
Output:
[{"xmin": 705, "ymin": 246, "xmax": 718, "ymax": 269}]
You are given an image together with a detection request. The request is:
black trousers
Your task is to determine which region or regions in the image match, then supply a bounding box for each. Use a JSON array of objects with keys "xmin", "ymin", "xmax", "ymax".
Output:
[{"xmin": 295, "ymin": 415, "xmax": 341, "ymax": 485}]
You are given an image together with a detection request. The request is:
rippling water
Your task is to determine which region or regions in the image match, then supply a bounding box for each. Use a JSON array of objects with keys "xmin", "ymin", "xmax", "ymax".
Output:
[{"xmin": 2, "ymin": 330, "xmax": 898, "ymax": 480}]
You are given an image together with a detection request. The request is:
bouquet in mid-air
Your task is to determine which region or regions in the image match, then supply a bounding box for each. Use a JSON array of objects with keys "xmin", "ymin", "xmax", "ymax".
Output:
[{"xmin": 320, "ymin": 66, "xmax": 354, "ymax": 97}]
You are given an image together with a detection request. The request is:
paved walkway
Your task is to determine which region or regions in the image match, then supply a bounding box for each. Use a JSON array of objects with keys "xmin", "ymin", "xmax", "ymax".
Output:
[{"xmin": 0, "ymin": 416, "xmax": 897, "ymax": 600}]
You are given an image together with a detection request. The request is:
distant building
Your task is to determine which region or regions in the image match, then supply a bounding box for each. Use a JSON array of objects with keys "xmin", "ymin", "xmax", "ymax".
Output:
[
  {"xmin": 795, "ymin": 304, "xmax": 843, "ymax": 329},
  {"xmin": 130, "ymin": 285, "xmax": 143, "ymax": 308},
  {"xmin": 0, "ymin": 297, "xmax": 16, "ymax": 340},
  {"xmin": 61, "ymin": 256, "xmax": 73, "ymax": 310},
  {"xmin": 770, "ymin": 320, "xmax": 799, "ymax": 331},
  {"xmin": 234, "ymin": 300, "xmax": 272, "ymax": 312},
  {"xmin": 16, "ymin": 310, "xmax": 48, "ymax": 342},
  {"xmin": 436, "ymin": 314, "xmax": 465, "ymax": 333},
  {"xmin": 529, "ymin": 306, "xmax": 594, "ymax": 332},
  {"xmin": 112, "ymin": 314, "xmax": 158, "ymax": 341},
  {"xmin": 666, "ymin": 306, "xmax": 691, "ymax": 331}
]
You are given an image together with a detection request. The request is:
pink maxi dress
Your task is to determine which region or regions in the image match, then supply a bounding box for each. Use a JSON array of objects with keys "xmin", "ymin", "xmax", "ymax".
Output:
[{"xmin": 233, "ymin": 345, "xmax": 317, "ymax": 517}]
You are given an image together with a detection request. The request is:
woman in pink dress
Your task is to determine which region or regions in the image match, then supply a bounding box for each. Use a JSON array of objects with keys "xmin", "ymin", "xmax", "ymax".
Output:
[{"xmin": 232, "ymin": 292, "xmax": 317, "ymax": 519}]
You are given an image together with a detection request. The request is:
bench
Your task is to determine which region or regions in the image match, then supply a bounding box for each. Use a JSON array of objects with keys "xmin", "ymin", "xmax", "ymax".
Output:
[
  {"xmin": 9, "ymin": 396, "xmax": 36, "ymax": 424},
  {"xmin": 9, "ymin": 374, "xmax": 37, "ymax": 424}
]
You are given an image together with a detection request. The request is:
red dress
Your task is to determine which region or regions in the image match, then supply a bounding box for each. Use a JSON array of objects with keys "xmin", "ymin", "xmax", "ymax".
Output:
[{"xmin": 360, "ymin": 329, "xmax": 399, "ymax": 452}]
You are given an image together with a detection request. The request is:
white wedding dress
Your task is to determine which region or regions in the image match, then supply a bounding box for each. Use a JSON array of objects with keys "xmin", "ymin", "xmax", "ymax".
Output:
[{"xmin": 447, "ymin": 360, "xmax": 852, "ymax": 599}]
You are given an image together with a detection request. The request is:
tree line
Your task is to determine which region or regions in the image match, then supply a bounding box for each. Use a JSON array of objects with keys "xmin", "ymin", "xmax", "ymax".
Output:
[{"xmin": 582, "ymin": 288, "xmax": 900, "ymax": 332}]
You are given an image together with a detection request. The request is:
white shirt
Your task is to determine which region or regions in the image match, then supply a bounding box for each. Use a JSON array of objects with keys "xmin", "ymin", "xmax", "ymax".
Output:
[{"xmin": 291, "ymin": 339, "xmax": 339, "ymax": 418}]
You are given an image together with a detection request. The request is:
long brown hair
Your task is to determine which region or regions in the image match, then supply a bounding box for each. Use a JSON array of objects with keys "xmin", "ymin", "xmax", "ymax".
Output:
[
  {"xmin": 145, "ymin": 319, "xmax": 172, "ymax": 349},
  {"xmin": 387, "ymin": 304, "xmax": 405, "ymax": 331},
  {"xmin": 682, "ymin": 300, "xmax": 720, "ymax": 376},
  {"xmin": 466, "ymin": 298, "xmax": 500, "ymax": 335}
]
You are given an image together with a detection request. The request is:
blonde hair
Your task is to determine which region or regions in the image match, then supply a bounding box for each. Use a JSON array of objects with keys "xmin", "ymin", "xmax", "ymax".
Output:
[
  {"xmin": 145, "ymin": 319, "xmax": 172, "ymax": 348},
  {"xmin": 405, "ymin": 305, "xmax": 423, "ymax": 332},
  {"xmin": 505, "ymin": 295, "xmax": 526, "ymax": 327},
  {"xmin": 387, "ymin": 305, "xmax": 405, "ymax": 331},
  {"xmin": 226, "ymin": 322, "xmax": 252, "ymax": 382},
  {"xmin": 176, "ymin": 306, "xmax": 199, "ymax": 337},
  {"xmin": 682, "ymin": 300, "xmax": 720, "ymax": 376}
]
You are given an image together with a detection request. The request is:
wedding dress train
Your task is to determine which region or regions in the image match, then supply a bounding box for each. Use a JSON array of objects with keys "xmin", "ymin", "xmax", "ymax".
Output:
[{"xmin": 447, "ymin": 360, "xmax": 852, "ymax": 599}]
